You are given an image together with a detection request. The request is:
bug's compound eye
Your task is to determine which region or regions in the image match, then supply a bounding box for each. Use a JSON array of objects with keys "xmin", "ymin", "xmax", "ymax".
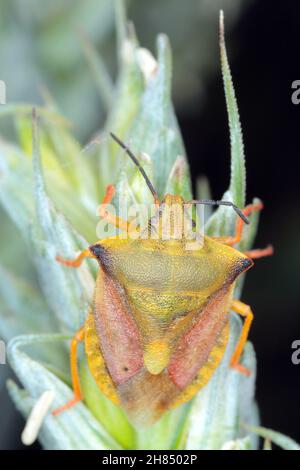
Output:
[
  {"xmin": 241, "ymin": 257, "xmax": 254, "ymax": 271},
  {"xmin": 89, "ymin": 243, "xmax": 108, "ymax": 262},
  {"xmin": 234, "ymin": 257, "xmax": 254, "ymax": 276}
]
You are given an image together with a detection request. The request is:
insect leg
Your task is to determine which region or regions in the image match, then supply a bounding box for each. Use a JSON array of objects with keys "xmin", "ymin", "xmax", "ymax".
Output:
[
  {"xmin": 229, "ymin": 299, "xmax": 254, "ymax": 376},
  {"xmin": 52, "ymin": 326, "xmax": 85, "ymax": 416},
  {"xmin": 98, "ymin": 184, "xmax": 130, "ymax": 232},
  {"xmin": 212, "ymin": 202, "xmax": 263, "ymax": 246},
  {"xmin": 244, "ymin": 245, "xmax": 273, "ymax": 259},
  {"xmin": 56, "ymin": 249, "xmax": 92, "ymax": 268},
  {"xmin": 99, "ymin": 183, "xmax": 152, "ymax": 235}
]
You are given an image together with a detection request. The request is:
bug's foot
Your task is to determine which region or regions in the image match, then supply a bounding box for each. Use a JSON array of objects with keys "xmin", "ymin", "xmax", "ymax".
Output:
[
  {"xmin": 56, "ymin": 255, "xmax": 80, "ymax": 267},
  {"xmin": 52, "ymin": 396, "xmax": 82, "ymax": 416},
  {"xmin": 230, "ymin": 362, "xmax": 251, "ymax": 376},
  {"xmin": 55, "ymin": 249, "xmax": 91, "ymax": 268},
  {"xmin": 244, "ymin": 245, "xmax": 274, "ymax": 260}
]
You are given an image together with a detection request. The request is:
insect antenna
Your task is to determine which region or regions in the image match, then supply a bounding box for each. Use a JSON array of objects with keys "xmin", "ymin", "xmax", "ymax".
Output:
[
  {"xmin": 189, "ymin": 199, "xmax": 250, "ymax": 224},
  {"xmin": 110, "ymin": 132, "xmax": 158, "ymax": 201}
]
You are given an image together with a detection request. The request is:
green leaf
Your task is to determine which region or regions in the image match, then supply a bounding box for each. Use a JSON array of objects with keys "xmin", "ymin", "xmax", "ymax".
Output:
[
  {"xmin": 221, "ymin": 436, "xmax": 253, "ymax": 450},
  {"xmin": 165, "ymin": 156, "xmax": 191, "ymax": 202},
  {"xmin": 136, "ymin": 403, "xmax": 190, "ymax": 450},
  {"xmin": 7, "ymin": 334, "xmax": 119, "ymax": 450},
  {"xmin": 99, "ymin": 15, "xmax": 144, "ymax": 186},
  {"xmin": 25, "ymin": 110, "xmax": 99, "ymax": 240},
  {"xmin": 0, "ymin": 110, "xmax": 98, "ymax": 243},
  {"xmin": 31, "ymin": 111, "xmax": 95, "ymax": 331},
  {"xmin": 0, "ymin": 140, "xmax": 35, "ymax": 237},
  {"xmin": 243, "ymin": 424, "xmax": 300, "ymax": 451},
  {"xmin": 184, "ymin": 315, "xmax": 259, "ymax": 450},
  {"xmin": 0, "ymin": 104, "xmax": 70, "ymax": 128},
  {"xmin": 80, "ymin": 31, "xmax": 114, "ymax": 111},
  {"xmin": 263, "ymin": 438, "xmax": 272, "ymax": 450},
  {"xmin": 124, "ymin": 34, "xmax": 191, "ymax": 199},
  {"xmin": 0, "ymin": 266, "xmax": 52, "ymax": 340},
  {"xmin": 206, "ymin": 11, "xmax": 246, "ymax": 237},
  {"xmin": 220, "ymin": 10, "xmax": 246, "ymax": 209},
  {"xmin": 81, "ymin": 357, "xmax": 136, "ymax": 449},
  {"xmin": 0, "ymin": 207, "xmax": 34, "ymax": 281},
  {"xmin": 114, "ymin": 0, "xmax": 127, "ymax": 61}
]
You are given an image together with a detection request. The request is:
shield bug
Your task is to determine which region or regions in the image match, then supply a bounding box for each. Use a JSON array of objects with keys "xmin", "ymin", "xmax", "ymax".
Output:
[{"xmin": 52, "ymin": 133, "xmax": 273, "ymax": 426}]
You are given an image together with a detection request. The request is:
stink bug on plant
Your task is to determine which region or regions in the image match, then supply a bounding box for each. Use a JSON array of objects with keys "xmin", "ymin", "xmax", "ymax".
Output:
[{"xmin": 52, "ymin": 133, "xmax": 273, "ymax": 426}]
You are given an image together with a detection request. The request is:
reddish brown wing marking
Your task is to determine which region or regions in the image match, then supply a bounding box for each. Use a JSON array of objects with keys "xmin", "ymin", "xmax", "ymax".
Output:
[
  {"xmin": 118, "ymin": 369, "xmax": 180, "ymax": 427},
  {"xmin": 93, "ymin": 267, "xmax": 144, "ymax": 385},
  {"xmin": 168, "ymin": 285, "xmax": 233, "ymax": 389}
]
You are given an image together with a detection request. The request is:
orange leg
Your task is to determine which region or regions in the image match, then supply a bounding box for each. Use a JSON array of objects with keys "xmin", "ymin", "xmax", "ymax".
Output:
[
  {"xmin": 230, "ymin": 299, "xmax": 254, "ymax": 376},
  {"xmin": 52, "ymin": 327, "xmax": 85, "ymax": 416},
  {"xmin": 98, "ymin": 184, "xmax": 159, "ymax": 235},
  {"xmin": 98, "ymin": 184, "xmax": 130, "ymax": 232},
  {"xmin": 56, "ymin": 249, "xmax": 92, "ymax": 268},
  {"xmin": 56, "ymin": 185, "xmax": 130, "ymax": 266},
  {"xmin": 212, "ymin": 202, "xmax": 263, "ymax": 246},
  {"xmin": 244, "ymin": 245, "xmax": 273, "ymax": 259}
]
